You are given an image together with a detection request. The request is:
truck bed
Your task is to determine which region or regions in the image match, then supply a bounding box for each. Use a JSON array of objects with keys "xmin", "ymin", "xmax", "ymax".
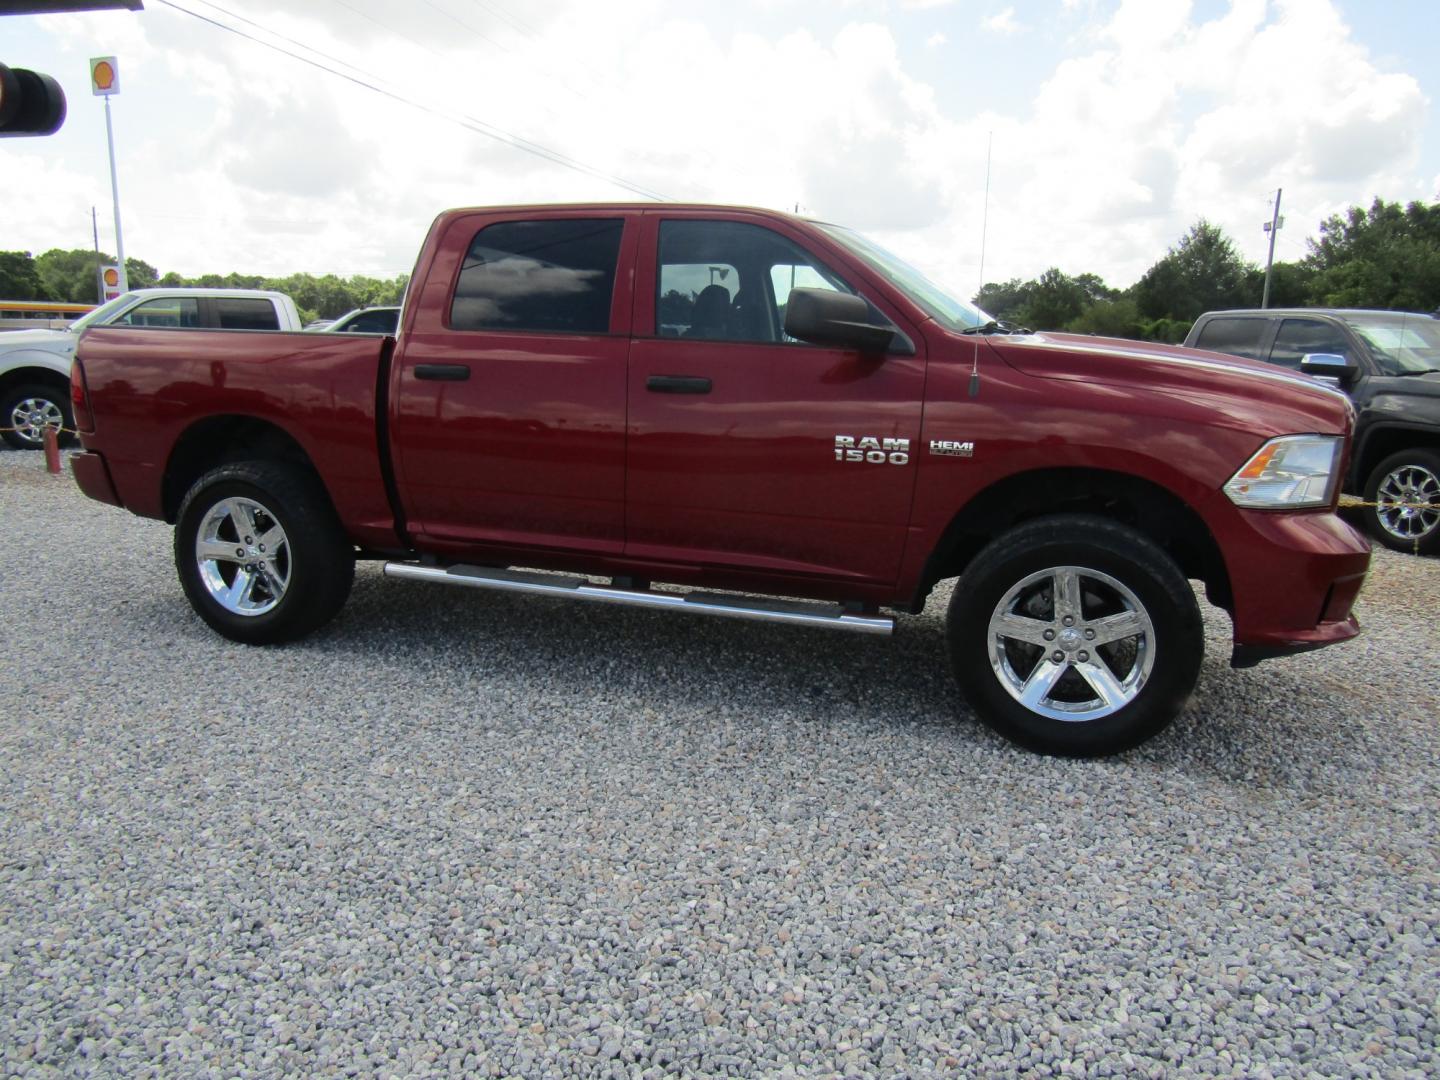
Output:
[{"xmin": 72, "ymin": 327, "xmax": 399, "ymax": 550}]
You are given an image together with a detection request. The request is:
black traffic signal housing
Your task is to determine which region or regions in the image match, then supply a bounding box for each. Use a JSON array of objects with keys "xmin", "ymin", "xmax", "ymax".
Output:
[{"xmin": 0, "ymin": 62, "xmax": 68, "ymax": 137}]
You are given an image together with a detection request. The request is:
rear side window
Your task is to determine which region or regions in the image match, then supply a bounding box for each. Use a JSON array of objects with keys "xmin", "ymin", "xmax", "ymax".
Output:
[
  {"xmin": 1194, "ymin": 317, "xmax": 1267, "ymax": 361},
  {"xmin": 1268, "ymin": 318, "xmax": 1351, "ymax": 369},
  {"xmin": 215, "ymin": 298, "xmax": 280, "ymax": 330},
  {"xmin": 451, "ymin": 219, "xmax": 624, "ymax": 334}
]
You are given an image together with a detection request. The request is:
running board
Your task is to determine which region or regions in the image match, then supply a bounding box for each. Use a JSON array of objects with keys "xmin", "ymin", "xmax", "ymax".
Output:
[{"xmin": 381, "ymin": 562, "xmax": 894, "ymax": 636}]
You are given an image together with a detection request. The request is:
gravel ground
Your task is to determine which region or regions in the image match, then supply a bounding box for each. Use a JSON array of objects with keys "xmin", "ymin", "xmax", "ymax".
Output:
[{"xmin": 1, "ymin": 448, "xmax": 1437, "ymax": 1078}]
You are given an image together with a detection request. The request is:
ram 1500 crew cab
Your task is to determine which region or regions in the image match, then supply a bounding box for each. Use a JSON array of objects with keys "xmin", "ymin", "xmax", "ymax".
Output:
[{"xmin": 69, "ymin": 205, "xmax": 1371, "ymax": 755}]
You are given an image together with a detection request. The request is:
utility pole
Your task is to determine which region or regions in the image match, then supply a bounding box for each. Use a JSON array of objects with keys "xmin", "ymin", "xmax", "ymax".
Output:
[
  {"xmin": 1261, "ymin": 188, "xmax": 1283, "ymax": 309},
  {"xmin": 91, "ymin": 207, "xmax": 103, "ymax": 303}
]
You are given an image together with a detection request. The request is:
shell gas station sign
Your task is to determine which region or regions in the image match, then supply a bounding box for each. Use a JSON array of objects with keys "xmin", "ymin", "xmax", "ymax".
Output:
[
  {"xmin": 100, "ymin": 264, "xmax": 122, "ymax": 301},
  {"xmin": 90, "ymin": 56, "xmax": 120, "ymax": 96}
]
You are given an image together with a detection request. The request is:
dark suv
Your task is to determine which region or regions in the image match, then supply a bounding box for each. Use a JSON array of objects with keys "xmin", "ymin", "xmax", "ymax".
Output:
[{"xmin": 1185, "ymin": 309, "xmax": 1440, "ymax": 554}]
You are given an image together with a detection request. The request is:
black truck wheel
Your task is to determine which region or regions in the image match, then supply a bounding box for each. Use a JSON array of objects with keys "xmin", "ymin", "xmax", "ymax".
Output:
[
  {"xmin": 1, "ymin": 380, "xmax": 75, "ymax": 450},
  {"xmin": 174, "ymin": 462, "xmax": 354, "ymax": 644},
  {"xmin": 1363, "ymin": 449, "xmax": 1440, "ymax": 555},
  {"xmin": 947, "ymin": 515, "xmax": 1203, "ymax": 757}
]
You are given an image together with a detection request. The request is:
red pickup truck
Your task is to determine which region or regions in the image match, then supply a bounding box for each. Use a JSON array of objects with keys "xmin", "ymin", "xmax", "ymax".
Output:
[{"xmin": 69, "ymin": 204, "xmax": 1371, "ymax": 756}]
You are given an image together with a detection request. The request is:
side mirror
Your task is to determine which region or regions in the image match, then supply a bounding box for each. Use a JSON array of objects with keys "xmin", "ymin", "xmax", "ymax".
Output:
[
  {"xmin": 784, "ymin": 288, "xmax": 898, "ymax": 354},
  {"xmin": 1299, "ymin": 352, "xmax": 1359, "ymax": 388}
]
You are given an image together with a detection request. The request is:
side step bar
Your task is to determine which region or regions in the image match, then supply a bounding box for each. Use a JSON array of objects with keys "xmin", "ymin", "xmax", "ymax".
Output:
[{"xmin": 381, "ymin": 562, "xmax": 894, "ymax": 636}]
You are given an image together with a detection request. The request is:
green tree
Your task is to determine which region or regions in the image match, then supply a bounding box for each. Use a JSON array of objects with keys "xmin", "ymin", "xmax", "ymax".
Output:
[
  {"xmin": 974, "ymin": 278, "xmax": 1031, "ymax": 321},
  {"xmin": 1134, "ymin": 220, "xmax": 1255, "ymax": 324},
  {"xmin": 0, "ymin": 251, "xmax": 51, "ymax": 299},
  {"xmin": 1065, "ymin": 296, "xmax": 1143, "ymax": 339},
  {"xmin": 1304, "ymin": 197, "xmax": 1440, "ymax": 310},
  {"xmin": 36, "ymin": 248, "xmax": 107, "ymax": 303},
  {"xmin": 1018, "ymin": 268, "xmax": 1094, "ymax": 330}
]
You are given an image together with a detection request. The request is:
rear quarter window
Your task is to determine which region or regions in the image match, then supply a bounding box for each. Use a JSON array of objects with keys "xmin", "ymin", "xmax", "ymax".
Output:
[
  {"xmin": 215, "ymin": 298, "xmax": 280, "ymax": 330},
  {"xmin": 1193, "ymin": 317, "xmax": 1268, "ymax": 361}
]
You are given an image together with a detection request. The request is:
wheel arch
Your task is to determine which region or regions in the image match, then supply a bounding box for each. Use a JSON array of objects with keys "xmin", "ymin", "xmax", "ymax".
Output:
[
  {"xmin": 163, "ymin": 415, "xmax": 325, "ymax": 523},
  {"xmin": 1352, "ymin": 424, "xmax": 1440, "ymax": 491},
  {"xmin": 0, "ymin": 362, "xmax": 72, "ymax": 398},
  {"xmin": 913, "ymin": 467, "xmax": 1232, "ymax": 613}
]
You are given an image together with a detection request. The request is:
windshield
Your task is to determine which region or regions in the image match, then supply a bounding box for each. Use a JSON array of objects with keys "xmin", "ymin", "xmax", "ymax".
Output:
[
  {"xmin": 1345, "ymin": 315, "xmax": 1440, "ymax": 375},
  {"xmin": 67, "ymin": 292, "xmax": 140, "ymax": 332},
  {"xmin": 815, "ymin": 224, "xmax": 992, "ymax": 331}
]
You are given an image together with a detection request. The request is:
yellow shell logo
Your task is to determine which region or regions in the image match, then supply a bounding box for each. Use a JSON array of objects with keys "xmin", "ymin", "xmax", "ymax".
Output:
[{"xmin": 92, "ymin": 60, "xmax": 115, "ymax": 91}]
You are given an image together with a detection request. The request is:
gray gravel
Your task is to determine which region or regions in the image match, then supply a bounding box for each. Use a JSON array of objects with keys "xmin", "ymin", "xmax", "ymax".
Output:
[{"xmin": 2, "ymin": 448, "xmax": 1437, "ymax": 1078}]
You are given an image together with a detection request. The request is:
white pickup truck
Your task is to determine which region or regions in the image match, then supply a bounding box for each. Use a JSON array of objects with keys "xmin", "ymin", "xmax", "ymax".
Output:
[{"xmin": 0, "ymin": 288, "xmax": 302, "ymax": 449}]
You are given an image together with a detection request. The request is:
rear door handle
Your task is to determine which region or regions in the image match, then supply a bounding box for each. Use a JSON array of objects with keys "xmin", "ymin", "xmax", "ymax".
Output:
[
  {"xmin": 415, "ymin": 363, "xmax": 470, "ymax": 381},
  {"xmin": 647, "ymin": 375, "xmax": 712, "ymax": 394}
]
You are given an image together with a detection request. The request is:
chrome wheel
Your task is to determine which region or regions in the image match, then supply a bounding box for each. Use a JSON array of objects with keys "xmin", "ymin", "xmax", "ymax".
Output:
[
  {"xmin": 986, "ymin": 565, "xmax": 1155, "ymax": 723},
  {"xmin": 1375, "ymin": 463, "xmax": 1440, "ymax": 542},
  {"xmin": 194, "ymin": 496, "xmax": 291, "ymax": 616},
  {"xmin": 9, "ymin": 395, "xmax": 63, "ymax": 446}
]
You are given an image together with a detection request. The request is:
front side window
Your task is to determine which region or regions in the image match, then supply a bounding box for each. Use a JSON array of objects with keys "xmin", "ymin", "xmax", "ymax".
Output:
[
  {"xmin": 113, "ymin": 296, "xmax": 200, "ymax": 328},
  {"xmin": 1268, "ymin": 319, "xmax": 1350, "ymax": 369},
  {"xmin": 1193, "ymin": 317, "xmax": 1267, "ymax": 361},
  {"xmin": 451, "ymin": 218, "xmax": 624, "ymax": 334},
  {"xmin": 656, "ymin": 219, "xmax": 860, "ymax": 344}
]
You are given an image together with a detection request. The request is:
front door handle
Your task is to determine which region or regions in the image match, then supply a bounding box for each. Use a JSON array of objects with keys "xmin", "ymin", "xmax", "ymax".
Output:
[
  {"xmin": 415, "ymin": 363, "xmax": 470, "ymax": 381},
  {"xmin": 647, "ymin": 375, "xmax": 712, "ymax": 394}
]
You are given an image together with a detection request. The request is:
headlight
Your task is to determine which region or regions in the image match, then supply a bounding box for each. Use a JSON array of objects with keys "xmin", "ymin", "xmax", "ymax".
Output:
[{"xmin": 1224, "ymin": 435, "xmax": 1342, "ymax": 509}]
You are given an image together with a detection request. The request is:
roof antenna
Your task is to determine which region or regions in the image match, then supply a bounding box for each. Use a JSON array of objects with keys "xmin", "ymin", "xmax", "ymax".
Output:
[{"xmin": 971, "ymin": 130, "xmax": 992, "ymax": 400}]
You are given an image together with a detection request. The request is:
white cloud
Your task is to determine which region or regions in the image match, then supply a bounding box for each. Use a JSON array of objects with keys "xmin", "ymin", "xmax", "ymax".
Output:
[
  {"xmin": 984, "ymin": 7, "xmax": 1024, "ymax": 35},
  {"xmin": 925, "ymin": 31, "xmax": 947, "ymax": 48}
]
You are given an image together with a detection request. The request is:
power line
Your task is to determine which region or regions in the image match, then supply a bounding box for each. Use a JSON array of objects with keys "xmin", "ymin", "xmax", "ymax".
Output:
[{"xmin": 153, "ymin": 0, "xmax": 670, "ymax": 202}]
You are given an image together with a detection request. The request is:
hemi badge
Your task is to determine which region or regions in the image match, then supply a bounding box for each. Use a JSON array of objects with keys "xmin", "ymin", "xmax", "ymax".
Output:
[{"xmin": 930, "ymin": 440, "xmax": 974, "ymax": 458}]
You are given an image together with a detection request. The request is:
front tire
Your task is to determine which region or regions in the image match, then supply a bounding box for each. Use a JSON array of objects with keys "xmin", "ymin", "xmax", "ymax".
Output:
[
  {"xmin": 947, "ymin": 515, "xmax": 1203, "ymax": 757},
  {"xmin": 1, "ymin": 380, "xmax": 75, "ymax": 450},
  {"xmin": 1363, "ymin": 449, "xmax": 1440, "ymax": 555},
  {"xmin": 174, "ymin": 462, "xmax": 354, "ymax": 644}
]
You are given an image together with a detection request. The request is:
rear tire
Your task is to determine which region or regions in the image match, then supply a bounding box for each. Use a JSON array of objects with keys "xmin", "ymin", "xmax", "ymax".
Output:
[
  {"xmin": 174, "ymin": 461, "xmax": 354, "ymax": 644},
  {"xmin": 1, "ymin": 380, "xmax": 75, "ymax": 450},
  {"xmin": 1363, "ymin": 449, "xmax": 1440, "ymax": 555},
  {"xmin": 947, "ymin": 515, "xmax": 1203, "ymax": 757}
]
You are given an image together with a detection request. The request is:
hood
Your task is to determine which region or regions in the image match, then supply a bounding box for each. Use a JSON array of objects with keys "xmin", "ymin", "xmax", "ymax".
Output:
[
  {"xmin": 0, "ymin": 327, "xmax": 76, "ymax": 355},
  {"xmin": 1370, "ymin": 371, "xmax": 1440, "ymax": 401},
  {"xmin": 983, "ymin": 331, "xmax": 1354, "ymax": 435}
]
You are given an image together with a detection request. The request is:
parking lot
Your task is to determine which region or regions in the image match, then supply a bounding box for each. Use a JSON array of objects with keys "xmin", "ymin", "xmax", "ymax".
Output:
[{"xmin": 1, "ymin": 447, "xmax": 1436, "ymax": 1077}]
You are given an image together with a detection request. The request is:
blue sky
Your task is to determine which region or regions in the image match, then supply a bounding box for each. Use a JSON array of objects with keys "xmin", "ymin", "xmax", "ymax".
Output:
[{"xmin": 1, "ymin": 0, "xmax": 1434, "ymax": 297}]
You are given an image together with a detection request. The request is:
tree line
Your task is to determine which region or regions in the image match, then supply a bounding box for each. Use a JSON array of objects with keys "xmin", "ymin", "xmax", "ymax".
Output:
[
  {"xmin": 975, "ymin": 196, "xmax": 1440, "ymax": 341},
  {"xmin": 2, "ymin": 195, "xmax": 1436, "ymax": 336},
  {"xmin": 0, "ymin": 248, "xmax": 407, "ymax": 325}
]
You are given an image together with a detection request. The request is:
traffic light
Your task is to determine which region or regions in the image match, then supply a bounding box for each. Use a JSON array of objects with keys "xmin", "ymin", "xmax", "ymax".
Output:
[{"xmin": 0, "ymin": 62, "xmax": 68, "ymax": 137}]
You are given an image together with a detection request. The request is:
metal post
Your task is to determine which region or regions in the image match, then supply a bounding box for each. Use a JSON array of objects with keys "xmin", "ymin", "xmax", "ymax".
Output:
[
  {"xmin": 1261, "ymin": 188, "xmax": 1282, "ymax": 309},
  {"xmin": 102, "ymin": 94, "xmax": 128, "ymax": 293},
  {"xmin": 91, "ymin": 206, "xmax": 103, "ymax": 303}
]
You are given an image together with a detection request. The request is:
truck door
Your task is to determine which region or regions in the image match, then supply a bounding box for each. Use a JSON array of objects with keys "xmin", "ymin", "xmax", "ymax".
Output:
[
  {"xmin": 625, "ymin": 213, "xmax": 926, "ymax": 586},
  {"xmin": 390, "ymin": 212, "xmax": 635, "ymax": 558}
]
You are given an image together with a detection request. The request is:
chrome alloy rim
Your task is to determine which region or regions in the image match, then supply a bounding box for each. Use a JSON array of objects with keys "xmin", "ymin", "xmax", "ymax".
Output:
[
  {"xmin": 10, "ymin": 396, "xmax": 63, "ymax": 445},
  {"xmin": 1376, "ymin": 464, "xmax": 1440, "ymax": 541},
  {"xmin": 195, "ymin": 497, "xmax": 291, "ymax": 616},
  {"xmin": 987, "ymin": 565, "xmax": 1155, "ymax": 722}
]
